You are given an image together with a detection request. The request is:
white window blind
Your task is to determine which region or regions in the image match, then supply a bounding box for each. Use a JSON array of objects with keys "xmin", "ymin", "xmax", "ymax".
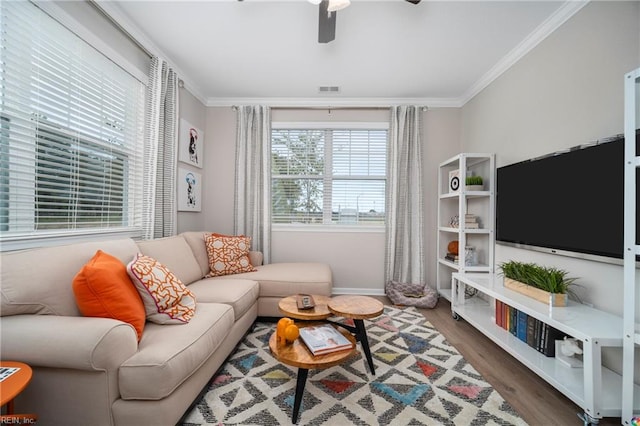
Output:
[
  {"xmin": 0, "ymin": 1, "xmax": 145, "ymax": 249},
  {"xmin": 271, "ymin": 124, "xmax": 388, "ymax": 226}
]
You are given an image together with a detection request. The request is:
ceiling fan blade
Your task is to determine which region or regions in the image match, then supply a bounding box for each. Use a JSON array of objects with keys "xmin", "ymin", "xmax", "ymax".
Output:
[
  {"xmin": 405, "ymin": 0, "xmax": 421, "ymax": 4},
  {"xmin": 318, "ymin": 0, "xmax": 336, "ymax": 44}
]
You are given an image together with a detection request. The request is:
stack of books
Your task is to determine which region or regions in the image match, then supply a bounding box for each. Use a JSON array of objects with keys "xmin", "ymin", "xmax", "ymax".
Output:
[
  {"xmin": 463, "ymin": 214, "xmax": 480, "ymax": 229},
  {"xmin": 495, "ymin": 300, "xmax": 567, "ymax": 357},
  {"xmin": 444, "ymin": 252, "xmax": 459, "ymax": 263},
  {"xmin": 299, "ymin": 324, "xmax": 353, "ymax": 356}
]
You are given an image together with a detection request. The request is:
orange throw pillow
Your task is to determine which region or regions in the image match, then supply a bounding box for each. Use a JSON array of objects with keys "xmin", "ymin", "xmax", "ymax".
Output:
[
  {"xmin": 72, "ymin": 250, "xmax": 146, "ymax": 341},
  {"xmin": 204, "ymin": 233, "xmax": 256, "ymax": 277}
]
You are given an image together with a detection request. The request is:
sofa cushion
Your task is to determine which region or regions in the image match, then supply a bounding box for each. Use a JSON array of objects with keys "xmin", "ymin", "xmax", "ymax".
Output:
[
  {"xmin": 136, "ymin": 236, "xmax": 203, "ymax": 285},
  {"xmin": 208, "ymin": 263, "xmax": 333, "ymax": 298},
  {"xmin": 204, "ymin": 233, "xmax": 256, "ymax": 277},
  {"xmin": 1, "ymin": 239, "xmax": 140, "ymax": 317},
  {"xmin": 187, "ymin": 278, "xmax": 259, "ymax": 321},
  {"xmin": 127, "ymin": 253, "xmax": 197, "ymax": 324},
  {"xmin": 119, "ymin": 302, "xmax": 234, "ymax": 400},
  {"xmin": 72, "ymin": 250, "xmax": 146, "ymax": 341}
]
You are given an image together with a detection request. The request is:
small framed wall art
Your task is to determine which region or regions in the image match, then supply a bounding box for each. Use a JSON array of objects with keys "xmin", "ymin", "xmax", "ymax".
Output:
[
  {"xmin": 448, "ymin": 169, "xmax": 460, "ymax": 193},
  {"xmin": 178, "ymin": 118, "xmax": 203, "ymax": 168},
  {"xmin": 177, "ymin": 167, "xmax": 202, "ymax": 212}
]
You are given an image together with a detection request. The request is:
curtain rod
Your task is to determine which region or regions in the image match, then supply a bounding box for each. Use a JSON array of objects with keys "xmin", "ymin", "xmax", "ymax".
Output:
[{"xmin": 231, "ymin": 106, "xmax": 428, "ymax": 111}]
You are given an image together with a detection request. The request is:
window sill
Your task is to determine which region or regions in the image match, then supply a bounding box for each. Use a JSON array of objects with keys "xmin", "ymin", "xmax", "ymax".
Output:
[
  {"xmin": 0, "ymin": 228, "xmax": 143, "ymax": 252},
  {"xmin": 272, "ymin": 224, "xmax": 385, "ymax": 234}
]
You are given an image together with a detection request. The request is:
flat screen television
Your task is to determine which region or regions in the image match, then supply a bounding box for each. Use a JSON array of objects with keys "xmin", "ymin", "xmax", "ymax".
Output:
[{"xmin": 495, "ymin": 130, "xmax": 639, "ymax": 264}]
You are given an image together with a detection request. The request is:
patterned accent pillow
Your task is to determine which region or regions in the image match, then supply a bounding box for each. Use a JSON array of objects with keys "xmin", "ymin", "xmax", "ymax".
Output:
[
  {"xmin": 204, "ymin": 233, "xmax": 256, "ymax": 277},
  {"xmin": 127, "ymin": 253, "xmax": 196, "ymax": 324}
]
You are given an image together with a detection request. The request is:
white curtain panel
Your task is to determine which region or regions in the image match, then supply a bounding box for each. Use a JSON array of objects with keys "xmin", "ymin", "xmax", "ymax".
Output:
[
  {"xmin": 235, "ymin": 106, "xmax": 272, "ymax": 263},
  {"xmin": 385, "ymin": 106, "xmax": 425, "ymax": 284},
  {"xmin": 142, "ymin": 56, "xmax": 179, "ymax": 240}
]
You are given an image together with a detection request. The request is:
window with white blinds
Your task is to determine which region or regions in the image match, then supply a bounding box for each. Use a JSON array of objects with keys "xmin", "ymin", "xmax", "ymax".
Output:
[
  {"xmin": 0, "ymin": 1, "xmax": 145, "ymax": 248},
  {"xmin": 271, "ymin": 123, "xmax": 388, "ymax": 226}
]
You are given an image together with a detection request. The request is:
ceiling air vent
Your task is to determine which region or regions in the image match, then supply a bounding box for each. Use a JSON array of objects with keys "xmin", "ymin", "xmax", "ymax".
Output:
[{"xmin": 318, "ymin": 86, "xmax": 340, "ymax": 94}]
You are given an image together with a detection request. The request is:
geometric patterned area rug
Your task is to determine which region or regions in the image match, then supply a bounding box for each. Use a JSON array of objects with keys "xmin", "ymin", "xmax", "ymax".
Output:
[{"xmin": 181, "ymin": 306, "xmax": 528, "ymax": 425}]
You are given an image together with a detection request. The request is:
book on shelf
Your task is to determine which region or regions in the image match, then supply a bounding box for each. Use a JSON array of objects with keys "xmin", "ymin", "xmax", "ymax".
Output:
[
  {"xmin": 493, "ymin": 300, "xmax": 568, "ymax": 357},
  {"xmin": 463, "ymin": 222, "xmax": 480, "ymax": 229},
  {"xmin": 516, "ymin": 310, "xmax": 528, "ymax": 343},
  {"xmin": 298, "ymin": 324, "xmax": 353, "ymax": 356}
]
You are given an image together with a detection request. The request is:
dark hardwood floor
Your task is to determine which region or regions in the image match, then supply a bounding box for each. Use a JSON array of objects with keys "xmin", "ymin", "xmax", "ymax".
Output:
[{"xmin": 370, "ymin": 295, "xmax": 620, "ymax": 426}]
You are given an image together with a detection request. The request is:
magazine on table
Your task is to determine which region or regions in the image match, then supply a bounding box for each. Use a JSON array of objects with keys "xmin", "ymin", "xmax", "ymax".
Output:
[{"xmin": 299, "ymin": 324, "xmax": 353, "ymax": 356}]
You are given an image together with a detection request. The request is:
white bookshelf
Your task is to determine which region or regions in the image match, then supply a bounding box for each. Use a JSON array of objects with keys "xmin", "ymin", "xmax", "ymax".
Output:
[
  {"xmin": 622, "ymin": 66, "xmax": 640, "ymax": 424},
  {"xmin": 436, "ymin": 153, "xmax": 495, "ymax": 301},
  {"xmin": 453, "ymin": 272, "xmax": 640, "ymax": 421}
]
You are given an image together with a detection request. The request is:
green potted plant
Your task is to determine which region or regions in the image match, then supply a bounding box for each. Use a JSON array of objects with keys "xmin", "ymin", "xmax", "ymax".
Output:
[
  {"xmin": 465, "ymin": 175, "xmax": 483, "ymax": 191},
  {"xmin": 498, "ymin": 260, "xmax": 577, "ymax": 306}
]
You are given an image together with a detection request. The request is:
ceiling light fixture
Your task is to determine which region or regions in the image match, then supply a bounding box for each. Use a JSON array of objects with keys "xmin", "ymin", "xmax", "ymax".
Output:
[{"xmin": 327, "ymin": 0, "xmax": 350, "ymax": 12}]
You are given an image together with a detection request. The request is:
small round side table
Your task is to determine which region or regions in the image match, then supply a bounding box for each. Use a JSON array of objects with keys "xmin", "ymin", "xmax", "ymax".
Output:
[
  {"xmin": 328, "ymin": 295, "xmax": 384, "ymax": 375},
  {"xmin": 0, "ymin": 361, "xmax": 32, "ymax": 416}
]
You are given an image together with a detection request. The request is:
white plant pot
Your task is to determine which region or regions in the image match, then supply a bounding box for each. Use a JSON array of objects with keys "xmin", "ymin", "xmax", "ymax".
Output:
[{"xmin": 465, "ymin": 185, "xmax": 484, "ymax": 191}]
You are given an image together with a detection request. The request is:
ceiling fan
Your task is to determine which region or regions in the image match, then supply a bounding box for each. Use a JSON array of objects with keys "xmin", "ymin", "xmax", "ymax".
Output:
[{"xmin": 312, "ymin": 0, "xmax": 422, "ymax": 43}]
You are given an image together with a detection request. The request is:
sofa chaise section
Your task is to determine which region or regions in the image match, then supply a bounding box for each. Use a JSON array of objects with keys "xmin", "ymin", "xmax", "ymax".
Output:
[{"xmin": 181, "ymin": 231, "xmax": 333, "ymax": 316}]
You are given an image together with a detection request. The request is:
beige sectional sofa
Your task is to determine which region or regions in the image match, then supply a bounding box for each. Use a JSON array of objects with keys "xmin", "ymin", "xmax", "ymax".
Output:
[{"xmin": 0, "ymin": 231, "xmax": 332, "ymax": 426}]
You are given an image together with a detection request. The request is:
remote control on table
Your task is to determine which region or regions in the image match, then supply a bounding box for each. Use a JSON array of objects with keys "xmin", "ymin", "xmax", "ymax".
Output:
[{"xmin": 296, "ymin": 294, "xmax": 316, "ymax": 310}]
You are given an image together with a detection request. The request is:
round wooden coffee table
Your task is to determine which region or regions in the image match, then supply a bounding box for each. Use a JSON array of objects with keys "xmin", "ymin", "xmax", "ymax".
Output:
[
  {"xmin": 269, "ymin": 322, "xmax": 356, "ymax": 424},
  {"xmin": 0, "ymin": 361, "xmax": 32, "ymax": 416},
  {"xmin": 328, "ymin": 295, "xmax": 384, "ymax": 375},
  {"xmin": 278, "ymin": 294, "xmax": 332, "ymax": 320}
]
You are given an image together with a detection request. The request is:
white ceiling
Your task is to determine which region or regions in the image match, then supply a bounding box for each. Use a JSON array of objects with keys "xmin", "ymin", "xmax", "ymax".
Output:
[{"xmin": 106, "ymin": 0, "xmax": 584, "ymax": 107}]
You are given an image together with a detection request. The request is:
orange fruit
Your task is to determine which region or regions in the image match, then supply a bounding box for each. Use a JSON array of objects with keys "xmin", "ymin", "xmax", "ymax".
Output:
[
  {"xmin": 277, "ymin": 317, "xmax": 293, "ymax": 342},
  {"xmin": 284, "ymin": 324, "xmax": 299, "ymax": 342}
]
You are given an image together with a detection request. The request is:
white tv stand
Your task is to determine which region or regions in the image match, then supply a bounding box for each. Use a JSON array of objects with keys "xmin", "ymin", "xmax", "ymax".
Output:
[{"xmin": 451, "ymin": 272, "xmax": 640, "ymax": 423}]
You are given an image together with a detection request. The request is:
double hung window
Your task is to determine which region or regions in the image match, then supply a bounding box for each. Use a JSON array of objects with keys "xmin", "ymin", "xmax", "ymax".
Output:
[
  {"xmin": 271, "ymin": 123, "xmax": 388, "ymax": 227},
  {"xmin": 0, "ymin": 1, "xmax": 145, "ymax": 249}
]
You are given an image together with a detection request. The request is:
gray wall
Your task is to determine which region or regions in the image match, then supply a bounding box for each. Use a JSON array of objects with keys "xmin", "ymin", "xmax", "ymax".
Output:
[
  {"xmin": 201, "ymin": 106, "xmax": 461, "ymax": 294},
  {"xmin": 176, "ymin": 88, "xmax": 207, "ymax": 233},
  {"xmin": 460, "ymin": 0, "xmax": 640, "ymax": 316},
  {"xmin": 458, "ymin": 0, "xmax": 640, "ymax": 376}
]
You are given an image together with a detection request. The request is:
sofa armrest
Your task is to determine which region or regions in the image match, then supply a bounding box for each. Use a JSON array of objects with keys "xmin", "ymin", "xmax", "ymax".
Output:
[
  {"xmin": 249, "ymin": 251, "xmax": 263, "ymax": 266},
  {"xmin": 0, "ymin": 315, "xmax": 138, "ymax": 371}
]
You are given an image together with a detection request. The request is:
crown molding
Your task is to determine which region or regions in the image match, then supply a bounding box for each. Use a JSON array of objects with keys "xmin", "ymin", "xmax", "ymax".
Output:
[
  {"xmin": 205, "ymin": 97, "xmax": 465, "ymax": 108},
  {"xmin": 460, "ymin": 0, "xmax": 589, "ymax": 105}
]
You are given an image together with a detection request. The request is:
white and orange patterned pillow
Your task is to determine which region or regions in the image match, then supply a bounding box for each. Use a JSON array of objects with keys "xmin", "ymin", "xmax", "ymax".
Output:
[
  {"xmin": 127, "ymin": 254, "xmax": 196, "ymax": 324},
  {"xmin": 204, "ymin": 233, "xmax": 256, "ymax": 277}
]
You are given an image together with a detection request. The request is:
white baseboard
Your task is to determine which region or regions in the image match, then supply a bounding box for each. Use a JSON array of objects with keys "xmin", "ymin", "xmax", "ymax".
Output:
[{"xmin": 332, "ymin": 287, "xmax": 385, "ymax": 296}]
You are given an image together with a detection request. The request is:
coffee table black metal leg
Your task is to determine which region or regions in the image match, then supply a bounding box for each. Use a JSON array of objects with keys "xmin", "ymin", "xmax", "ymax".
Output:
[
  {"xmin": 354, "ymin": 319, "xmax": 375, "ymax": 375},
  {"xmin": 292, "ymin": 368, "xmax": 308, "ymax": 424}
]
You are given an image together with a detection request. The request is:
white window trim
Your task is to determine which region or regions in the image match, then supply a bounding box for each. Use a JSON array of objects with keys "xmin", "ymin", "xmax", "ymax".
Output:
[
  {"xmin": 271, "ymin": 121, "xmax": 389, "ymax": 231},
  {"xmin": 272, "ymin": 223, "xmax": 385, "ymax": 233},
  {"xmin": 272, "ymin": 122, "xmax": 389, "ymax": 130},
  {"xmin": 1, "ymin": 228, "xmax": 143, "ymax": 252}
]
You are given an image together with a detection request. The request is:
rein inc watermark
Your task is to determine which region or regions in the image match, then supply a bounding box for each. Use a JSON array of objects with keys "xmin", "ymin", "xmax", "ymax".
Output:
[{"xmin": 0, "ymin": 415, "xmax": 37, "ymax": 425}]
